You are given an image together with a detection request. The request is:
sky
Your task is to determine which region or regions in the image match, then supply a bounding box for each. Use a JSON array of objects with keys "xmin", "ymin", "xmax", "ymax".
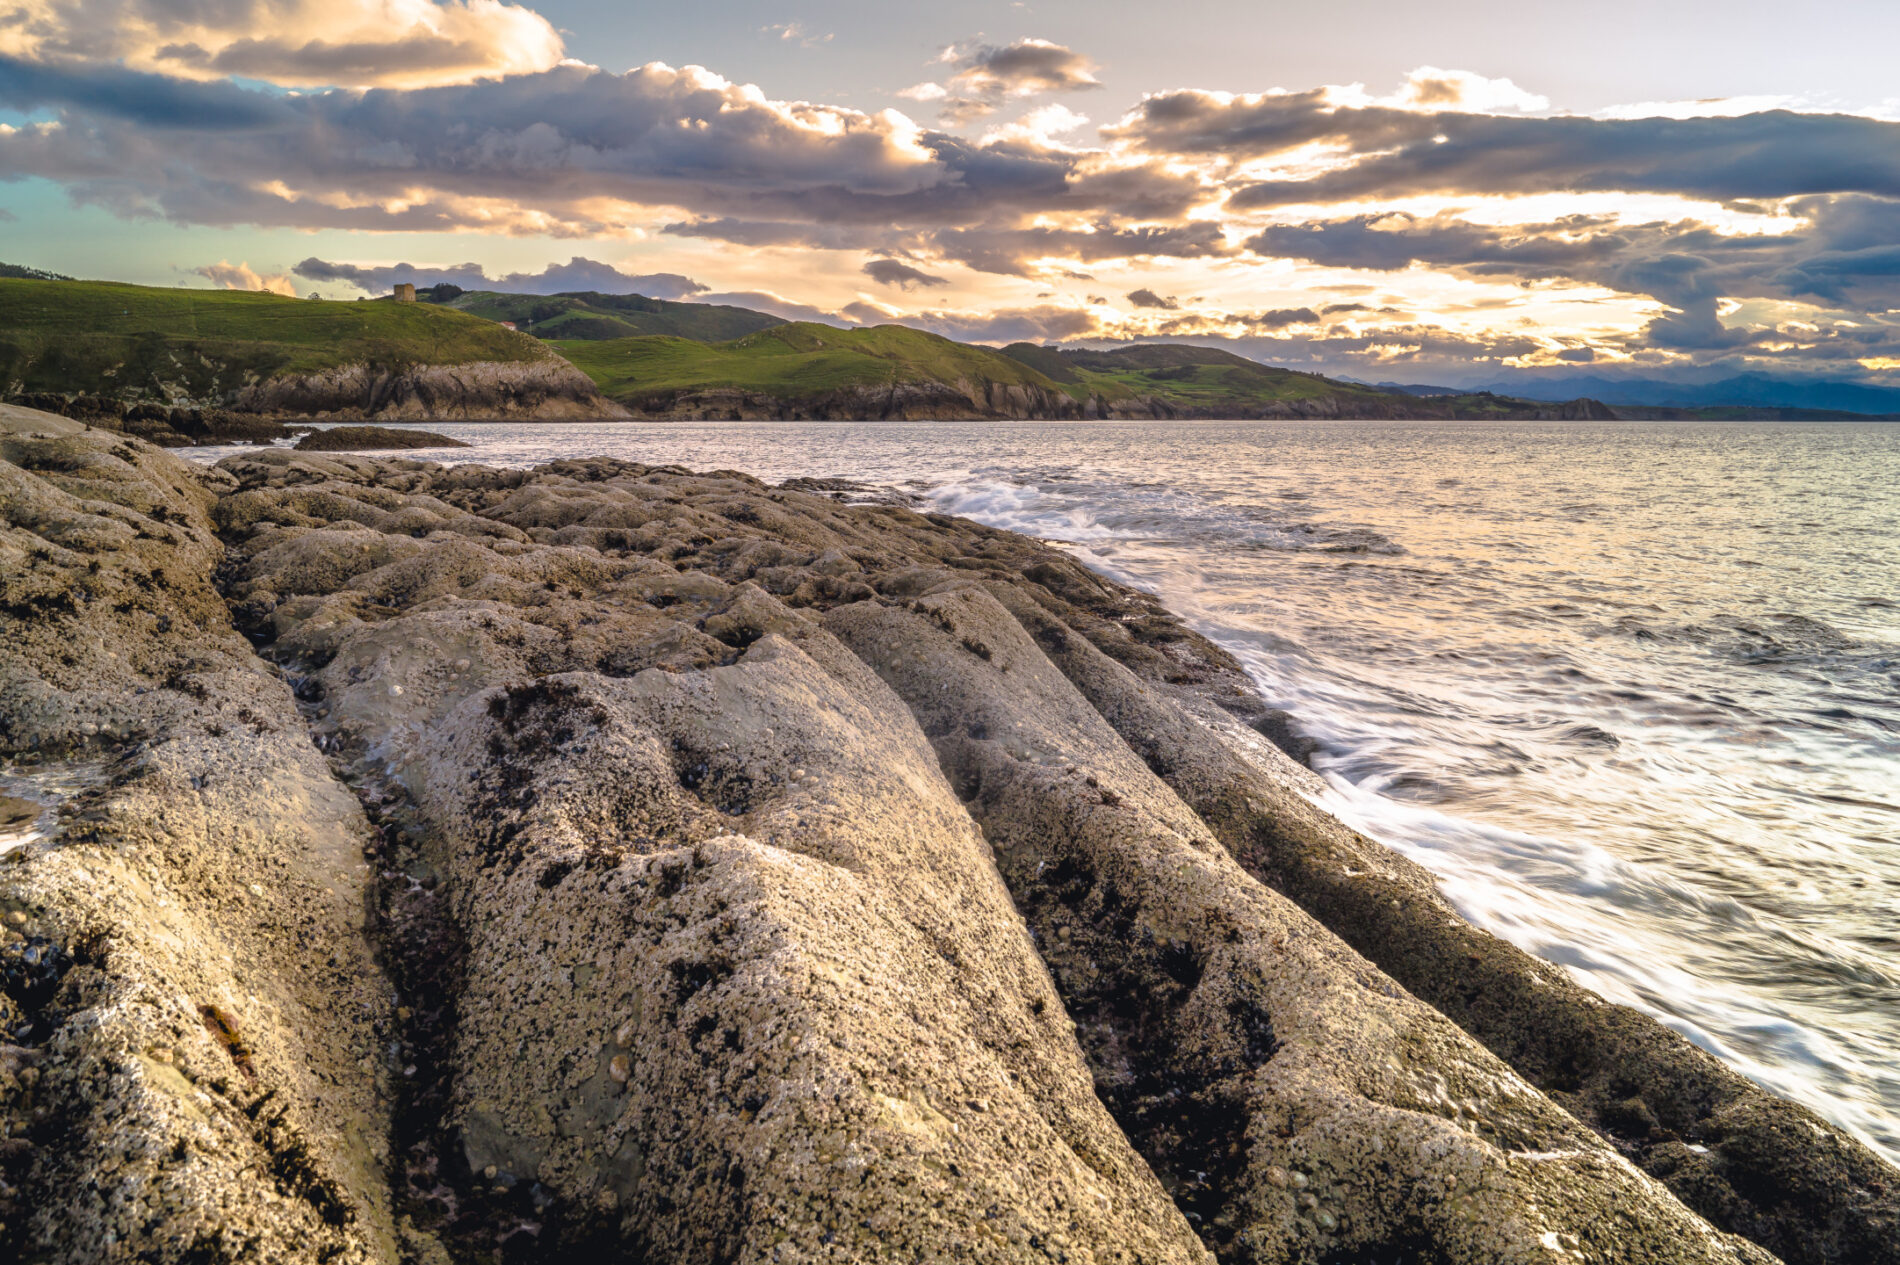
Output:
[{"xmin": 4, "ymin": 1, "xmax": 1900, "ymax": 386}]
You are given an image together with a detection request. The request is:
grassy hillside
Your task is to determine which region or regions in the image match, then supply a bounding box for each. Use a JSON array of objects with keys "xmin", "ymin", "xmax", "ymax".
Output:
[
  {"xmin": 0, "ymin": 277, "xmax": 550, "ymax": 400},
  {"xmin": 557, "ymin": 322, "xmax": 1061, "ymax": 401},
  {"xmin": 560, "ymin": 323, "xmax": 1613, "ymax": 419},
  {"xmin": 1030, "ymin": 343, "xmax": 1388, "ymax": 408},
  {"xmin": 438, "ymin": 290, "xmax": 785, "ymax": 342}
]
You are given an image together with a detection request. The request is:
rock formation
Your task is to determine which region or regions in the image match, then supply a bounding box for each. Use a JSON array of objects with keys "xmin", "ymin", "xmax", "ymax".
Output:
[
  {"xmin": 0, "ymin": 406, "xmax": 395, "ymax": 1261},
  {"xmin": 2, "ymin": 408, "xmax": 1893, "ymax": 1263},
  {"xmin": 229, "ymin": 360, "xmax": 626, "ymax": 422},
  {"xmin": 294, "ymin": 426, "xmax": 469, "ymax": 452}
]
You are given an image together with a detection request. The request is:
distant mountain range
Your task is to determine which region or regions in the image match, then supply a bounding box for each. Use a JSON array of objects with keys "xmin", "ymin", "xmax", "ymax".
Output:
[{"xmin": 1376, "ymin": 372, "xmax": 1900, "ymax": 418}]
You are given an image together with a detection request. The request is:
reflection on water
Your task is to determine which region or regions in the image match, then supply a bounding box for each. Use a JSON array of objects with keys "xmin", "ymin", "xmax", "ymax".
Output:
[
  {"xmin": 0, "ymin": 761, "xmax": 105, "ymax": 856},
  {"xmin": 194, "ymin": 419, "xmax": 1900, "ymax": 1162}
]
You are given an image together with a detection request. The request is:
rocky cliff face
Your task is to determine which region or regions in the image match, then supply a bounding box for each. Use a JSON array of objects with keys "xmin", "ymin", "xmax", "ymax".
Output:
[
  {"xmin": 2, "ymin": 412, "xmax": 1892, "ymax": 1264},
  {"xmin": 229, "ymin": 359, "xmax": 628, "ymax": 421},
  {"xmin": 622, "ymin": 377, "xmax": 1089, "ymax": 420},
  {"xmin": 6, "ymin": 358, "xmax": 626, "ymax": 429},
  {"xmin": 620, "ymin": 380, "xmax": 1618, "ymax": 422}
]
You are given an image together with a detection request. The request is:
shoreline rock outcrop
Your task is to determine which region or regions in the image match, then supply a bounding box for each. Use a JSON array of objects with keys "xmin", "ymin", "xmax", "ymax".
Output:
[
  {"xmin": 2, "ymin": 412, "xmax": 1893, "ymax": 1263},
  {"xmin": 294, "ymin": 426, "xmax": 469, "ymax": 452},
  {"xmin": 0, "ymin": 406, "xmax": 396, "ymax": 1262}
]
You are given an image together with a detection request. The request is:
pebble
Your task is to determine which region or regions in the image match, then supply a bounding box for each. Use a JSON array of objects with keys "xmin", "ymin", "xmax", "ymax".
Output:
[
  {"xmin": 609, "ymin": 1054, "xmax": 632, "ymax": 1084},
  {"xmin": 453, "ymin": 659, "xmax": 471, "ymax": 671},
  {"xmin": 1289, "ymin": 1169, "xmax": 1309, "ymax": 1189},
  {"xmin": 614, "ymin": 1019, "xmax": 636, "ymax": 1048},
  {"xmin": 5, "ymin": 911, "xmax": 26, "ymax": 928},
  {"xmin": 1315, "ymin": 1209, "xmax": 1337, "ymax": 1231},
  {"xmin": 1265, "ymin": 1165, "xmax": 1288, "ymax": 1188}
]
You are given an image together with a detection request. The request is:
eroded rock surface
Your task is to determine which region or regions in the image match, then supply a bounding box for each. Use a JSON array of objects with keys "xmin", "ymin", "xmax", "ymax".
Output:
[
  {"xmin": 4, "ymin": 426, "xmax": 1893, "ymax": 1263},
  {"xmin": 202, "ymin": 448, "xmax": 1894, "ymax": 1265},
  {"xmin": 0, "ymin": 409, "xmax": 395, "ymax": 1262}
]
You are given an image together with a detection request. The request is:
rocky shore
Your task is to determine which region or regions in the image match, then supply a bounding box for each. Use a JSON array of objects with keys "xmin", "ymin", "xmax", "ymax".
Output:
[{"xmin": 1, "ymin": 402, "xmax": 1893, "ymax": 1264}]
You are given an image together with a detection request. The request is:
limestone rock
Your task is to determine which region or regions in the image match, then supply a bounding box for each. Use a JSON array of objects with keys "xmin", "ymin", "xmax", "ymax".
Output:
[{"xmin": 0, "ymin": 408, "xmax": 397, "ymax": 1263}]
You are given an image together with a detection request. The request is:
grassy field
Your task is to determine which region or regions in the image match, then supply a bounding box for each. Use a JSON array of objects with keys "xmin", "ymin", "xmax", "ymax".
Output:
[
  {"xmin": 556, "ymin": 322, "xmax": 1064, "ymax": 401},
  {"xmin": 442, "ymin": 290, "xmax": 784, "ymax": 342},
  {"xmin": 0, "ymin": 277, "xmax": 549, "ymax": 399}
]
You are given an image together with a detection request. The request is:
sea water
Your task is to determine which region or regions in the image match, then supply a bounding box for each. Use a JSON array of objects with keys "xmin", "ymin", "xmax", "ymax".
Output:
[{"xmin": 194, "ymin": 419, "xmax": 1900, "ymax": 1163}]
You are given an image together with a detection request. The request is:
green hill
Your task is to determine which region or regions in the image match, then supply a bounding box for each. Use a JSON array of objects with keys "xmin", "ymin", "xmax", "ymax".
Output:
[
  {"xmin": 558, "ymin": 323, "xmax": 1611, "ymax": 420},
  {"xmin": 431, "ymin": 289, "xmax": 785, "ymax": 342},
  {"xmin": 558, "ymin": 323, "xmax": 1058, "ymax": 401},
  {"xmin": 1014, "ymin": 342, "xmax": 1389, "ymax": 409},
  {"xmin": 0, "ymin": 277, "xmax": 549, "ymax": 400}
]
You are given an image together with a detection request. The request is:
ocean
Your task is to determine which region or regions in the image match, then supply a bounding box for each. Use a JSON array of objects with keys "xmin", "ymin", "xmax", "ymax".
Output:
[{"xmin": 192, "ymin": 418, "xmax": 1900, "ymax": 1164}]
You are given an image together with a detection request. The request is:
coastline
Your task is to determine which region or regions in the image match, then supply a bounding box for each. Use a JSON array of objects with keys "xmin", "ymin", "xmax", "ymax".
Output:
[{"xmin": 2, "ymin": 404, "xmax": 1894, "ymax": 1263}]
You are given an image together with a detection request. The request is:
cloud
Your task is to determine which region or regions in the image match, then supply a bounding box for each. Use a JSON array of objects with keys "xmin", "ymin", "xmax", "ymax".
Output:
[
  {"xmin": 1239, "ymin": 307, "xmax": 1321, "ymax": 329},
  {"xmin": 0, "ymin": 58, "xmax": 1183, "ymax": 245},
  {"xmin": 922, "ymin": 38, "xmax": 1101, "ymax": 124},
  {"xmin": 905, "ymin": 303, "xmax": 1107, "ymax": 344},
  {"xmin": 691, "ymin": 290, "xmax": 843, "ymax": 324},
  {"xmin": 293, "ymin": 255, "xmax": 708, "ymax": 298},
  {"xmin": 1388, "ymin": 66, "xmax": 1548, "ymax": 114},
  {"xmin": 1243, "ymin": 202, "xmax": 1900, "ymax": 359},
  {"xmin": 1106, "ymin": 86, "xmax": 1900, "ymax": 207},
  {"xmin": 195, "ymin": 258, "xmax": 297, "ymax": 295},
  {"xmin": 0, "ymin": 0, "xmax": 564, "ymax": 89},
  {"xmin": 1125, "ymin": 288, "xmax": 1177, "ymax": 309},
  {"xmin": 762, "ymin": 22, "xmax": 832, "ymax": 48},
  {"xmin": 840, "ymin": 298, "xmax": 901, "ymax": 324},
  {"xmin": 862, "ymin": 258, "xmax": 949, "ymax": 290}
]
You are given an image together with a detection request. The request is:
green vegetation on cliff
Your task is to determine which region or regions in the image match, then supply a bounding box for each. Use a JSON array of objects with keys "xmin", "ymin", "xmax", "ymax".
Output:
[
  {"xmin": 0, "ymin": 277, "xmax": 551, "ymax": 402},
  {"xmin": 557, "ymin": 322, "xmax": 1059, "ymax": 401},
  {"xmin": 433, "ymin": 289, "xmax": 785, "ymax": 342},
  {"xmin": 557, "ymin": 322, "xmax": 1611, "ymax": 419}
]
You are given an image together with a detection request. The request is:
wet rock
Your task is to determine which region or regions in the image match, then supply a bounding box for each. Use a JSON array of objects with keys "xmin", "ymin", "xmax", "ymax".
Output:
[
  {"xmin": 989, "ymin": 579, "xmax": 1900, "ymax": 1265},
  {"xmin": 0, "ymin": 406, "xmax": 396, "ymax": 1263},
  {"xmin": 9, "ymin": 438, "xmax": 1891, "ymax": 1264},
  {"xmin": 294, "ymin": 426, "xmax": 470, "ymax": 453},
  {"xmin": 222, "ymin": 460, "xmax": 1206, "ymax": 1259},
  {"xmin": 825, "ymin": 584, "xmax": 1775, "ymax": 1265}
]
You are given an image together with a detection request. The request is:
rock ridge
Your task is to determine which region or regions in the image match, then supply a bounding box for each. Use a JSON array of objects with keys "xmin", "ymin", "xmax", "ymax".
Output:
[{"xmin": 1, "ymin": 414, "xmax": 1892, "ymax": 1263}]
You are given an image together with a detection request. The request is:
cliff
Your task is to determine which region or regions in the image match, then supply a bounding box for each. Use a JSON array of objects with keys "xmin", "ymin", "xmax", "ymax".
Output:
[
  {"xmin": 2, "ymin": 404, "xmax": 1892, "ymax": 1264},
  {"xmin": 226, "ymin": 359, "xmax": 626, "ymax": 421},
  {"xmin": 0, "ymin": 277, "xmax": 626, "ymax": 425}
]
